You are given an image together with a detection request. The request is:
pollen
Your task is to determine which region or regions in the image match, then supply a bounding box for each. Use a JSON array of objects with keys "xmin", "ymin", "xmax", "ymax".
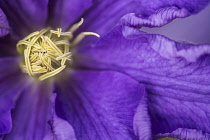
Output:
[{"xmin": 17, "ymin": 18, "xmax": 100, "ymax": 81}]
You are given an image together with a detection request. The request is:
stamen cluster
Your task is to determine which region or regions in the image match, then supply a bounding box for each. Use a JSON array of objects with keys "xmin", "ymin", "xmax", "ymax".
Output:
[{"xmin": 17, "ymin": 18, "xmax": 99, "ymax": 81}]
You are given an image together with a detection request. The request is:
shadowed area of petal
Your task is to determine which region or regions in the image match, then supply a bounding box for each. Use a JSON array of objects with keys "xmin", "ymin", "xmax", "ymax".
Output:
[
  {"xmin": 0, "ymin": 8, "xmax": 9, "ymax": 37},
  {"xmin": 3, "ymin": 81, "xmax": 53, "ymax": 140},
  {"xmin": 0, "ymin": 0, "xmax": 48, "ymax": 38},
  {"xmin": 43, "ymin": 94, "xmax": 77, "ymax": 140},
  {"xmin": 48, "ymin": 0, "xmax": 92, "ymax": 30},
  {"xmin": 55, "ymin": 70, "xmax": 146, "ymax": 140},
  {"xmin": 155, "ymin": 128, "xmax": 210, "ymax": 139},
  {"xmin": 0, "ymin": 57, "xmax": 27, "ymax": 135},
  {"xmin": 75, "ymin": 25, "xmax": 210, "ymax": 137},
  {"xmin": 0, "ymin": 36, "xmax": 18, "ymax": 57}
]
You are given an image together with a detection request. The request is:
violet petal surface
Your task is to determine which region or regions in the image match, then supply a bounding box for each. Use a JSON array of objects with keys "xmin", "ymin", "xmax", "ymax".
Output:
[
  {"xmin": 48, "ymin": 0, "xmax": 92, "ymax": 30},
  {"xmin": 43, "ymin": 94, "xmax": 77, "ymax": 140},
  {"xmin": 0, "ymin": 8, "xmax": 9, "ymax": 37},
  {"xmin": 0, "ymin": 0, "xmax": 48, "ymax": 38},
  {"xmin": 76, "ymin": 24, "xmax": 210, "ymax": 138},
  {"xmin": 0, "ymin": 58, "xmax": 26, "ymax": 135},
  {"xmin": 3, "ymin": 82, "xmax": 53, "ymax": 140},
  {"xmin": 55, "ymin": 70, "xmax": 145, "ymax": 140}
]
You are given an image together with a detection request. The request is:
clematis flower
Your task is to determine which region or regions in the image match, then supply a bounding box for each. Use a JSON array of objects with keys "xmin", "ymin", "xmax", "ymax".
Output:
[{"xmin": 0, "ymin": 0, "xmax": 210, "ymax": 140}]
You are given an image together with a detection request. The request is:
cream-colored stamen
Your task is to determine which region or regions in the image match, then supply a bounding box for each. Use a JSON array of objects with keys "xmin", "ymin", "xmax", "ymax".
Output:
[{"xmin": 17, "ymin": 18, "xmax": 100, "ymax": 81}]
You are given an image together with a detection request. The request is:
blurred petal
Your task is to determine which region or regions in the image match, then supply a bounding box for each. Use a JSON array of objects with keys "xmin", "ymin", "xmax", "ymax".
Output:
[
  {"xmin": 76, "ymin": 25, "xmax": 210, "ymax": 137},
  {"xmin": 0, "ymin": 8, "xmax": 9, "ymax": 37},
  {"xmin": 44, "ymin": 94, "xmax": 77, "ymax": 140},
  {"xmin": 48, "ymin": 0, "xmax": 92, "ymax": 30},
  {"xmin": 0, "ymin": 0, "xmax": 48, "ymax": 38},
  {"xmin": 4, "ymin": 81, "xmax": 53, "ymax": 140},
  {"xmin": 0, "ymin": 58, "xmax": 26, "ymax": 135},
  {"xmin": 55, "ymin": 70, "xmax": 145, "ymax": 140}
]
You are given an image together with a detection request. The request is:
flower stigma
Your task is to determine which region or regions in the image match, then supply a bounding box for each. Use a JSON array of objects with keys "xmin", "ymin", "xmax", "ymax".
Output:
[{"xmin": 17, "ymin": 18, "xmax": 100, "ymax": 81}]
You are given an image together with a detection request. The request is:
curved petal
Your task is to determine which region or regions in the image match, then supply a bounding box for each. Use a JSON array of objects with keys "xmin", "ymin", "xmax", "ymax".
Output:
[
  {"xmin": 77, "ymin": 0, "xmax": 209, "ymax": 39},
  {"xmin": 140, "ymin": 4, "xmax": 210, "ymax": 45},
  {"xmin": 75, "ymin": 25, "xmax": 210, "ymax": 137},
  {"xmin": 133, "ymin": 93, "xmax": 152, "ymax": 140},
  {"xmin": 0, "ymin": 57, "xmax": 26, "ymax": 134},
  {"xmin": 0, "ymin": 0, "xmax": 48, "ymax": 38},
  {"xmin": 4, "ymin": 81, "xmax": 53, "ymax": 140},
  {"xmin": 156, "ymin": 128, "xmax": 210, "ymax": 140},
  {"xmin": 48, "ymin": 0, "xmax": 92, "ymax": 30},
  {"xmin": 44, "ymin": 114, "xmax": 77, "ymax": 140},
  {"xmin": 43, "ymin": 94, "xmax": 77, "ymax": 140},
  {"xmin": 120, "ymin": 7, "xmax": 190, "ymax": 28},
  {"xmin": 0, "ymin": 111, "xmax": 11, "ymax": 135},
  {"xmin": 55, "ymin": 70, "xmax": 146, "ymax": 140},
  {"xmin": 0, "ymin": 8, "xmax": 9, "ymax": 37}
]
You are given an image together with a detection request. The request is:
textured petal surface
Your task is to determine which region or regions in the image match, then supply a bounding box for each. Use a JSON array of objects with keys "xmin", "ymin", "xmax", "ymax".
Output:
[
  {"xmin": 0, "ymin": 0, "xmax": 48, "ymax": 38},
  {"xmin": 48, "ymin": 0, "xmax": 92, "ymax": 30},
  {"xmin": 0, "ymin": 8, "xmax": 9, "ymax": 37},
  {"xmin": 4, "ymin": 81, "xmax": 53, "ymax": 140},
  {"xmin": 55, "ymin": 70, "xmax": 145, "ymax": 140},
  {"xmin": 76, "ymin": 24, "xmax": 210, "ymax": 137},
  {"xmin": 43, "ymin": 94, "xmax": 77, "ymax": 140},
  {"xmin": 133, "ymin": 94, "xmax": 152, "ymax": 140},
  {"xmin": 120, "ymin": 7, "xmax": 190, "ymax": 28},
  {"xmin": 140, "ymin": 4, "xmax": 210, "ymax": 44},
  {"xmin": 0, "ymin": 57, "xmax": 26, "ymax": 135}
]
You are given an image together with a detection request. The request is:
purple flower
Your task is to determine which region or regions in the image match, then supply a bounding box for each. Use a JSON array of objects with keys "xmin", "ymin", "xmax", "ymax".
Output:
[{"xmin": 0, "ymin": 0, "xmax": 210, "ymax": 140}]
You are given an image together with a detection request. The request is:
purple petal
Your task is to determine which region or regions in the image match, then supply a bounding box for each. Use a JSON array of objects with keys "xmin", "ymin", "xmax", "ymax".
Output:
[
  {"xmin": 48, "ymin": 0, "xmax": 92, "ymax": 30},
  {"xmin": 0, "ymin": 111, "xmax": 12, "ymax": 135},
  {"xmin": 44, "ymin": 115, "xmax": 77, "ymax": 140},
  {"xmin": 76, "ymin": 24, "xmax": 210, "ymax": 137},
  {"xmin": 0, "ymin": 0, "xmax": 48, "ymax": 38},
  {"xmin": 149, "ymin": 95, "xmax": 210, "ymax": 136},
  {"xmin": 43, "ymin": 94, "xmax": 77, "ymax": 140},
  {"xmin": 156, "ymin": 128, "xmax": 210, "ymax": 139},
  {"xmin": 55, "ymin": 70, "xmax": 145, "ymax": 140},
  {"xmin": 120, "ymin": 7, "xmax": 190, "ymax": 28},
  {"xmin": 133, "ymin": 93, "xmax": 152, "ymax": 140},
  {"xmin": 0, "ymin": 8, "xmax": 9, "ymax": 37},
  {"xmin": 4, "ymin": 81, "xmax": 53, "ymax": 140},
  {"xmin": 140, "ymin": 4, "xmax": 210, "ymax": 44},
  {"xmin": 0, "ymin": 57, "xmax": 27, "ymax": 135},
  {"xmin": 77, "ymin": 0, "xmax": 209, "ymax": 38}
]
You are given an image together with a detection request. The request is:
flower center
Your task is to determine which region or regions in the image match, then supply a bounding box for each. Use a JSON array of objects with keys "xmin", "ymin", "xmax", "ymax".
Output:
[{"xmin": 17, "ymin": 18, "xmax": 99, "ymax": 81}]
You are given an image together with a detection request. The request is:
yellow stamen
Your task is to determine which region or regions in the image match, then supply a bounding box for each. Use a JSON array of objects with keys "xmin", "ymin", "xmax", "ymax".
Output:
[{"xmin": 17, "ymin": 18, "xmax": 100, "ymax": 81}]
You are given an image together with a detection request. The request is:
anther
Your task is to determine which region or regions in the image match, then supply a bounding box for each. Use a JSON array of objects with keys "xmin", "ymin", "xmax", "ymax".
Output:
[{"xmin": 17, "ymin": 18, "xmax": 100, "ymax": 81}]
